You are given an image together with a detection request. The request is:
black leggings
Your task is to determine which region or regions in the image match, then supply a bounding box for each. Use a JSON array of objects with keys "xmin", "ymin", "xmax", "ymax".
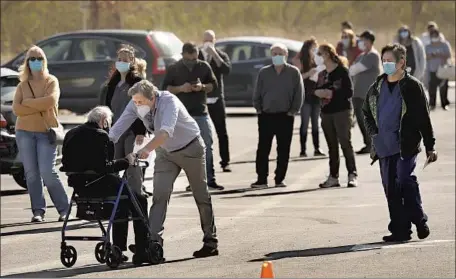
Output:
[{"xmin": 428, "ymin": 71, "xmax": 449, "ymax": 108}]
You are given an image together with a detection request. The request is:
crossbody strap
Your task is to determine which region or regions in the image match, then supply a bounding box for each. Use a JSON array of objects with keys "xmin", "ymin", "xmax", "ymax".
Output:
[{"xmin": 27, "ymin": 81, "xmax": 50, "ymax": 129}]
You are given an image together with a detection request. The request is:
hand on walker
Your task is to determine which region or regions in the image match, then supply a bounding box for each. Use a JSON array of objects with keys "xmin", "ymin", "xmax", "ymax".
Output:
[
  {"xmin": 137, "ymin": 147, "xmax": 150, "ymax": 160},
  {"xmin": 135, "ymin": 135, "xmax": 145, "ymax": 145},
  {"xmin": 125, "ymin": 153, "xmax": 136, "ymax": 165}
]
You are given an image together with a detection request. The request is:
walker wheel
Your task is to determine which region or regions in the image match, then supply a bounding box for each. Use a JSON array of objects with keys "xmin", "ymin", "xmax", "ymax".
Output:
[
  {"xmin": 106, "ymin": 245, "xmax": 122, "ymax": 269},
  {"xmin": 95, "ymin": 242, "xmax": 107, "ymax": 263},
  {"xmin": 60, "ymin": 245, "xmax": 77, "ymax": 268},
  {"xmin": 147, "ymin": 241, "xmax": 164, "ymax": 265}
]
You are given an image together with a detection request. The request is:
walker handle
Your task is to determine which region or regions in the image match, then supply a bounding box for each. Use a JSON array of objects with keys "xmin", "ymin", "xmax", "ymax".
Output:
[{"xmin": 134, "ymin": 154, "xmax": 149, "ymax": 168}]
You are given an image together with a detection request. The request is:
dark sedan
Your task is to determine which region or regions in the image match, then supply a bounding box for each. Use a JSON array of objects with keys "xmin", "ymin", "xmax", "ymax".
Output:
[
  {"xmin": 214, "ymin": 36, "xmax": 303, "ymax": 107},
  {"xmin": 2, "ymin": 29, "xmax": 183, "ymax": 114}
]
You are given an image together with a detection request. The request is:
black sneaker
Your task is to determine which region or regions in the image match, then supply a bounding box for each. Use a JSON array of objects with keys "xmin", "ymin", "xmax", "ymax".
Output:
[
  {"xmin": 186, "ymin": 185, "xmax": 192, "ymax": 192},
  {"xmin": 299, "ymin": 152, "xmax": 307, "ymax": 157},
  {"xmin": 314, "ymin": 149, "xmax": 326, "ymax": 156},
  {"xmin": 121, "ymin": 254, "xmax": 129, "ymax": 262},
  {"xmin": 382, "ymin": 234, "xmax": 412, "ymax": 242},
  {"xmin": 222, "ymin": 165, "xmax": 232, "ymax": 172},
  {"xmin": 208, "ymin": 182, "xmax": 224, "ymax": 190},
  {"xmin": 356, "ymin": 146, "xmax": 371, "ymax": 155},
  {"xmin": 251, "ymin": 181, "xmax": 268, "ymax": 188},
  {"xmin": 193, "ymin": 245, "xmax": 219, "ymax": 258},
  {"xmin": 417, "ymin": 221, "xmax": 430, "ymax": 240},
  {"xmin": 128, "ymin": 244, "xmax": 136, "ymax": 254},
  {"xmin": 275, "ymin": 181, "xmax": 286, "ymax": 187},
  {"xmin": 142, "ymin": 186, "xmax": 153, "ymax": 197}
]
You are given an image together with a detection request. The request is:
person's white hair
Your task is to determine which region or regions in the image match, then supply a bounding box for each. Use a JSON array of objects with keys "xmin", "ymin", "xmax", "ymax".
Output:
[
  {"xmin": 87, "ymin": 106, "xmax": 113, "ymax": 127},
  {"xmin": 204, "ymin": 29, "xmax": 215, "ymax": 38},
  {"xmin": 128, "ymin": 80, "xmax": 158, "ymax": 100},
  {"xmin": 270, "ymin": 43, "xmax": 288, "ymax": 54}
]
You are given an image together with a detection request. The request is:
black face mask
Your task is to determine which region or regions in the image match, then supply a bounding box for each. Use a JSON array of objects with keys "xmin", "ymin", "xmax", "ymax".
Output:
[{"xmin": 183, "ymin": 59, "xmax": 197, "ymax": 70}]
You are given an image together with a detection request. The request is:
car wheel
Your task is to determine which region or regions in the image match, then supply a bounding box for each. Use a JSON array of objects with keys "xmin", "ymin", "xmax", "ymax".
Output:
[{"xmin": 12, "ymin": 169, "xmax": 27, "ymax": 189}]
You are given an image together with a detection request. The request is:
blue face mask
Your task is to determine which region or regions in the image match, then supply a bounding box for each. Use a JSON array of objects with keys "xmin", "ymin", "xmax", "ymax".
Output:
[
  {"xmin": 272, "ymin": 55, "xmax": 285, "ymax": 66},
  {"xmin": 383, "ymin": 62, "xmax": 397, "ymax": 76},
  {"xmin": 28, "ymin": 60, "xmax": 43, "ymax": 72},
  {"xmin": 116, "ymin": 61, "xmax": 130, "ymax": 73}
]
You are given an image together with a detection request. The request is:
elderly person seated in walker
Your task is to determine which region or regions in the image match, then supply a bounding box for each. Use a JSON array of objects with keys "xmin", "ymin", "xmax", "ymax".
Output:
[{"xmin": 60, "ymin": 106, "xmax": 151, "ymax": 265}]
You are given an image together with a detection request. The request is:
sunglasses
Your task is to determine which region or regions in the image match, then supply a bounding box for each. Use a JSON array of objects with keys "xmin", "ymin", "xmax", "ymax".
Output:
[{"xmin": 28, "ymin": 57, "xmax": 44, "ymax": 62}]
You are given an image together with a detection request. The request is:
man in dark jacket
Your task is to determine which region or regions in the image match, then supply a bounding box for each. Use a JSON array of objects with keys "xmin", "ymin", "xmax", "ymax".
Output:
[
  {"xmin": 198, "ymin": 30, "xmax": 232, "ymax": 172},
  {"xmin": 60, "ymin": 106, "xmax": 151, "ymax": 265},
  {"xmin": 362, "ymin": 43, "xmax": 438, "ymax": 242}
]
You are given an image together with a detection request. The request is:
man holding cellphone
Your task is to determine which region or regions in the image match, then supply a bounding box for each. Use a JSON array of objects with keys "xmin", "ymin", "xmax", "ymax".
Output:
[{"xmin": 162, "ymin": 42, "xmax": 224, "ymax": 191}]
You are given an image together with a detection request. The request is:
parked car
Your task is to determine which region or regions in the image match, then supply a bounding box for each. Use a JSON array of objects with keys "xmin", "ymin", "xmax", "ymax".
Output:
[
  {"xmin": 213, "ymin": 36, "xmax": 303, "ymax": 107},
  {"xmin": 2, "ymin": 30, "xmax": 183, "ymax": 114},
  {"xmin": 0, "ymin": 67, "xmax": 62, "ymax": 189}
]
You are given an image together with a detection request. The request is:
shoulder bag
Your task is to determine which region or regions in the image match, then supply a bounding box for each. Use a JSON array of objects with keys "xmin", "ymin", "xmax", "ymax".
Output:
[
  {"xmin": 27, "ymin": 81, "xmax": 65, "ymax": 145},
  {"xmin": 437, "ymin": 64, "xmax": 455, "ymax": 81}
]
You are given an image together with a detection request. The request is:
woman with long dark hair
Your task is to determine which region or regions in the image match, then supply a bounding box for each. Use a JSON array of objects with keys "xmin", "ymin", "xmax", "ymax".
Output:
[
  {"xmin": 314, "ymin": 43, "xmax": 357, "ymax": 188},
  {"xmin": 99, "ymin": 45, "xmax": 148, "ymax": 259},
  {"xmin": 294, "ymin": 37, "xmax": 325, "ymax": 157}
]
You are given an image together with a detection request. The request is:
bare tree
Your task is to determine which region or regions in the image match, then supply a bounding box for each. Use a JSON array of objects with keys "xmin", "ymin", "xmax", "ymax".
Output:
[
  {"xmin": 411, "ymin": 1, "xmax": 424, "ymax": 32},
  {"xmin": 89, "ymin": 0, "xmax": 100, "ymax": 29}
]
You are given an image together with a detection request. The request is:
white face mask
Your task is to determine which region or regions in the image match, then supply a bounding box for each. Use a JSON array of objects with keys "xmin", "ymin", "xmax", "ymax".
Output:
[
  {"xmin": 431, "ymin": 37, "xmax": 440, "ymax": 43},
  {"xmin": 136, "ymin": 105, "xmax": 150, "ymax": 118},
  {"xmin": 358, "ymin": 41, "xmax": 366, "ymax": 51},
  {"xmin": 203, "ymin": 42, "xmax": 213, "ymax": 51},
  {"xmin": 314, "ymin": 54, "xmax": 324, "ymax": 66}
]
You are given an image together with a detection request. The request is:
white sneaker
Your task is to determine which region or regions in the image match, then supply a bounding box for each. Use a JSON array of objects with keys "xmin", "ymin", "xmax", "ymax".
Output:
[
  {"xmin": 319, "ymin": 176, "xmax": 340, "ymax": 188},
  {"xmin": 31, "ymin": 214, "xmax": 44, "ymax": 223},
  {"xmin": 347, "ymin": 173, "xmax": 358, "ymax": 187}
]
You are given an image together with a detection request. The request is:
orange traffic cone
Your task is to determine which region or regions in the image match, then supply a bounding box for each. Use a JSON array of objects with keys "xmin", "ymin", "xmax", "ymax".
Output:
[{"xmin": 260, "ymin": 261, "xmax": 274, "ymax": 278}]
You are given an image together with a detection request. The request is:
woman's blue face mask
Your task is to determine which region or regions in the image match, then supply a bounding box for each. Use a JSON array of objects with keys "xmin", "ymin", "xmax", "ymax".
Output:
[
  {"xmin": 116, "ymin": 61, "xmax": 130, "ymax": 73},
  {"xmin": 28, "ymin": 58, "xmax": 43, "ymax": 72}
]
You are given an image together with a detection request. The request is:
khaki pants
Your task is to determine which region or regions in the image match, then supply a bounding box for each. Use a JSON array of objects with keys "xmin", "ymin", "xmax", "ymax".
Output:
[{"xmin": 149, "ymin": 136, "xmax": 218, "ymax": 248}]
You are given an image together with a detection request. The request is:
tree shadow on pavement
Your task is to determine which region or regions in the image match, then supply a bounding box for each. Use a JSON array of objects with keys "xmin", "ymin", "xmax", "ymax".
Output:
[
  {"xmin": 0, "ymin": 219, "xmax": 68, "ymax": 229},
  {"xmin": 0, "ymin": 220, "xmax": 95, "ymax": 237},
  {"xmin": 221, "ymin": 187, "xmax": 344, "ymax": 199},
  {"xmin": 229, "ymin": 155, "xmax": 328, "ymax": 166},
  {"xmin": 2, "ymin": 257, "xmax": 196, "ymax": 278},
  {"xmin": 174, "ymin": 186, "xmax": 273, "ymax": 199},
  {"xmin": 248, "ymin": 241, "xmax": 419, "ymax": 262},
  {"xmin": 0, "ymin": 189, "xmax": 28, "ymax": 196}
]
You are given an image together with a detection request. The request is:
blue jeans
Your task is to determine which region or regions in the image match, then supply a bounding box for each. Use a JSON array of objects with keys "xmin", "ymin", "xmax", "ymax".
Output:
[
  {"xmin": 16, "ymin": 130, "xmax": 69, "ymax": 216},
  {"xmin": 193, "ymin": 115, "xmax": 215, "ymax": 185}
]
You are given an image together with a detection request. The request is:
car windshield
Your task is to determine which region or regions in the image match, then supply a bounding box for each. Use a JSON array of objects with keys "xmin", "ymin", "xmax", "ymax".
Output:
[
  {"xmin": 1, "ymin": 76, "xmax": 19, "ymax": 96},
  {"xmin": 150, "ymin": 32, "xmax": 183, "ymax": 57}
]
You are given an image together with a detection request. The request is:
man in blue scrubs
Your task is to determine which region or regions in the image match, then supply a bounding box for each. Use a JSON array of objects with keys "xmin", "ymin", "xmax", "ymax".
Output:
[{"xmin": 362, "ymin": 43, "xmax": 438, "ymax": 242}]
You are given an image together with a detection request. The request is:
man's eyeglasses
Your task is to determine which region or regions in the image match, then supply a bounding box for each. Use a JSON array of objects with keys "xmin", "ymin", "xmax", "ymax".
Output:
[{"xmin": 28, "ymin": 57, "xmax": 44, "ymax": 62}]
